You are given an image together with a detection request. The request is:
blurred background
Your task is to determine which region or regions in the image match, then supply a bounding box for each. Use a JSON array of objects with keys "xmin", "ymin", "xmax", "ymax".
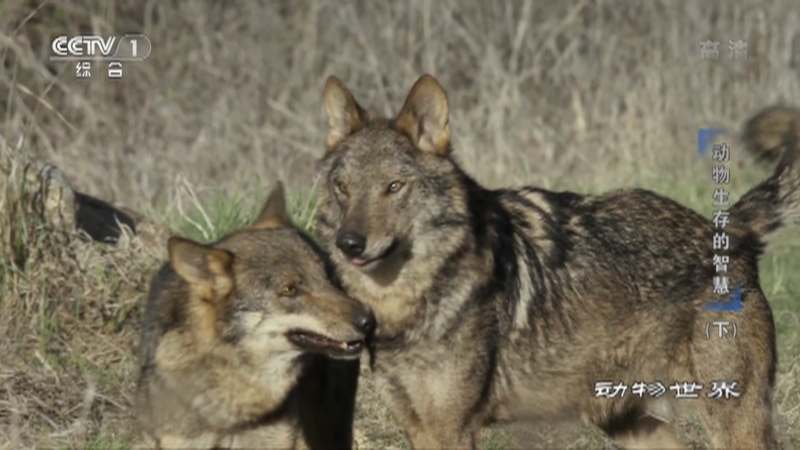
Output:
[{"xmin": 1, "ymin": 1, "xmax": 799, "ymax": 448}]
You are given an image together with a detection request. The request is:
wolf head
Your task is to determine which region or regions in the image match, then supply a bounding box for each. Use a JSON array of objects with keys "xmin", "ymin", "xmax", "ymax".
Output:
[
  {"xmin": 168, "ymin": 183, "xmax": 375, "ymax": 361},
  {"xmin": 316, "ymin": 75, "xmax": 471, "ymax": 282}
]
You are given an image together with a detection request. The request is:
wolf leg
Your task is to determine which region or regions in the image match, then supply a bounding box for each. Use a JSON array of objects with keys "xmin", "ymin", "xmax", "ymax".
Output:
[
  {"xmin": 405, "ymin": 428, "xmax": 476, "ymax": 450},
  {"xmin": 690, "ymin": 363, "xmax": 775, "ymax": 449},
  {"xmin": 690, "ymin": 292, "xmax": 776, "ymax": 450}
]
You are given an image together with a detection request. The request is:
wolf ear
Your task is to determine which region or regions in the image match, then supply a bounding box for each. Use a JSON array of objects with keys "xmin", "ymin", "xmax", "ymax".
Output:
[
  {"xmin": 251, "ymin": 182, "xmax": 292, "ymax": 230},
  {"xmin": 168, "ymin": 236, "xmax": 235, "ymax": 300},
  {"xmin": 394, "ymin": 74, "xmax": 451, "ymax": 157},
  {"xmin": 324, "ymin": 76, "xmax": 371, "ymax": 150},
  {"xmin": 168, "ymin": 236, "xmax": 234, "ymax": 344}
]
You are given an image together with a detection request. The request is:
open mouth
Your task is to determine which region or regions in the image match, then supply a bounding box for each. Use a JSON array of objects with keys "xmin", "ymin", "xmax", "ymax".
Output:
[
  {"xmin": 286, "ymin": 330, "xmax": 364, "ymax": 358},
  {"xmin": 349, "ymin": 241, "xmax": 398, "ymax": 267}
]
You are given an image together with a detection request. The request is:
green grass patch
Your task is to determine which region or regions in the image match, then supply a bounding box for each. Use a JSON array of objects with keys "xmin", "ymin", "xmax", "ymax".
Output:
[{"xmin": 171, "ymin": 188, "xmax": 320, "ymax": 243}]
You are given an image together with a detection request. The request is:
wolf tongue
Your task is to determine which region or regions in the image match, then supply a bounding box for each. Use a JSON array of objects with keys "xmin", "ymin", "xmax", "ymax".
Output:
[{"xmin": 351, "ymin": 258, "xmax": 367, "ymax": 266}]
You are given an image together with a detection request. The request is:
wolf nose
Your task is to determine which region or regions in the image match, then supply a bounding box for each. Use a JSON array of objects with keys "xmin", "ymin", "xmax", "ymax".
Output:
[
  {"xmin": 336, "ymin": 232, "xmax": 366, "ymax": 257},
  {"xmin": 354, "ymin": 311, "xmax": 376, "ymax": 336}
]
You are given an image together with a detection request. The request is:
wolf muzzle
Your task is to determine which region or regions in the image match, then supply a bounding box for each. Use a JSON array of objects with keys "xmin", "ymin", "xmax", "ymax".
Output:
[{"xmin": 336, "ymin": 231, "xmax": 367, "ymax": 257}]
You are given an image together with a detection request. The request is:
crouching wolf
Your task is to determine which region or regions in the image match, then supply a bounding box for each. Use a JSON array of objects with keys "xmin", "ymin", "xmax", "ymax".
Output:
[
  {"xmin": 136, "ymin": 183, "xmax": 375, "ymax": 449},
  {"xmin": 315, "ymin": 74, "xmax": 800, "ymax": 449}
]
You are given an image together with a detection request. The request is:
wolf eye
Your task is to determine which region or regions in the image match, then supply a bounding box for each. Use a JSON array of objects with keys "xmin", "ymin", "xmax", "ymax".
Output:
[
  {"xmin": 280, "ymin": 285, "xmax": 297, "ymax": 297},
  {"xmin": 387, "ymin": 181, "xmax": 405, "ymax": 194}
]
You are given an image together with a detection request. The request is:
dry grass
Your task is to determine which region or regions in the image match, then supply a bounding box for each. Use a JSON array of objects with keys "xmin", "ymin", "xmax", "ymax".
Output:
[{"xmin": 1, "ymin": 0, "xmax": 799, "ymax": 448}]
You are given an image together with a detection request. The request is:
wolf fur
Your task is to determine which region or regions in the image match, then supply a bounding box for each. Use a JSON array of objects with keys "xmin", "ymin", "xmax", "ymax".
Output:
[
  {"xmin": 742, "ymin": 105, "xmax": 800, "ymax": 166},
  {"xmin": 314, "ymin": 75, "xmax": 798, "ymax": 449},
  {"xmin": 136, "ymin": 182, "xmax": 374, "ymax": 449}
]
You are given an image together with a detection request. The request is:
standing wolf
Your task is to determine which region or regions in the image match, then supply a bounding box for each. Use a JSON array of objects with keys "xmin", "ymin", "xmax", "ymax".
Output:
[
  {"xmin": 315, "ymin": 74, "xmax": 800, "ymax": 449},
  {"xmin": 136, "ymin": 183, "xmax": 375, "ymax": 449}
]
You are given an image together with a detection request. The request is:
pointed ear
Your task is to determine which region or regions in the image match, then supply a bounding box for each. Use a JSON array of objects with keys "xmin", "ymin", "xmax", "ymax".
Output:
[
  {"xmin": 324, "ymin": 76, "xmax": 371, "ymax": 150},
  {"xmin": 251, "ymin": 182, "xmax": 292, "ymax": 230},
  {"xmin": 168, "ymin": 236, "xmax": 234, "ymax": 344},
  {"xmin": 394, "ymin": 74, "xmax": 451, "ymax": 157},
  {"xmin": 168, "ymin": 236, "xmax": 234, "ymax": 300}
]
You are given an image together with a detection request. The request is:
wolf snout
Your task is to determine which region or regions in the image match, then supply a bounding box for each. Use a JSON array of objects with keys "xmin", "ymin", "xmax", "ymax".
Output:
[
  {"xmin": 353, "ymin": 308, "xmax": 376, "ymax": 337},
  {"xmin": 336, "ymin": 232, "xmax": 367, "ymax": 257}
]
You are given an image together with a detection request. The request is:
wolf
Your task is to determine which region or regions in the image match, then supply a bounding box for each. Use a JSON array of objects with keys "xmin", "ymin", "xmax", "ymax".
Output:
[
  {"xmin": 136, "ymin": 182, "xmax": 375, "ymax": 449},
  {"xmin": 314, "ymin": 74, "xmax": 800, "ymax": 449}
]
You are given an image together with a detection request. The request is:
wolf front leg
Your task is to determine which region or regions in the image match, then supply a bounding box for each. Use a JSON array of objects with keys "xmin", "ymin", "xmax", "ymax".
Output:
[
  {"xmin": 399, "ymin": 405, "xmax": 480, "ymax": 449},
  {"xmin": 156, "ymin": 433, "xmax": 222, "ymax": 449},
  {"xmin": 406, "ymin": 427, "xmax": 477, "ymax": 450}
]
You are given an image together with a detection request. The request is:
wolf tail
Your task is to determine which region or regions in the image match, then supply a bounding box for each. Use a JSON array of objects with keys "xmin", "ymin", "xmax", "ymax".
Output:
[{"xmin": 729, "ymin": 106, "xmax": 800, "ymax": 238}]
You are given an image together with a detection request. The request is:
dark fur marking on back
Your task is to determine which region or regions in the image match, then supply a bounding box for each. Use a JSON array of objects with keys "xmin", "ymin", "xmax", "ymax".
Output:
[{"xmin": 499, "ymin": 190, "xmax": 579, "ymax": 342}]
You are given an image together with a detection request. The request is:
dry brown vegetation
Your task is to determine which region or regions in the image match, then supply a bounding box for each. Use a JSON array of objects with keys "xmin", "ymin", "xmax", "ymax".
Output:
[{"xmin": 1, "ymin": 0, "xmax": 799, "ymax": 448}]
